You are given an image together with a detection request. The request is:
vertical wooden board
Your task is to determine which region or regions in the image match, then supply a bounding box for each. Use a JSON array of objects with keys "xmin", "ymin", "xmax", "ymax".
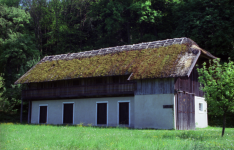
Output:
[
  {"xmin": 190, "ymin": 94, "xmax": 195, "ymax": 129},
  {"xmin": 135, "ymin": 78, "xmax": 174, "ymax": 95},
  {"xmin": 28, "ymin": 101, "xmax": 30, "ymax": 123},
  {"xmin": 142, "ymin": 80, "xmax": 146, "ymax": 94},
  {"xmin": 155, "ymin": 78, "xmax": 159, "ymax": 94},
  {"xmin": 159, "ymin": 79, "xmax": 164, "ymax": 94},
  {"xmin": 20, "ymin": 100, "xmax": 23, "ymax": 123},
  {"xmin": 174, "ymin": 78, "xmax": 179, "ymax": 90},
  {"xmin": 151, "ymin": 79, "xmax": 154, "ymax": 94},
  {"xmin": 177, "ymin": 92, "xmax": 195, "ymax": 130},
  {"xmin": 30, "ymin": 100, "xmax": 32, "ymax": 123}
]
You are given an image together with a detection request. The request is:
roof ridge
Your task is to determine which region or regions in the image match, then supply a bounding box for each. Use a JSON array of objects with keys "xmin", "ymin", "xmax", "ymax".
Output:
[{"xmin": 40, "ymin": 37, "xmax": 191, "ymax": 62}]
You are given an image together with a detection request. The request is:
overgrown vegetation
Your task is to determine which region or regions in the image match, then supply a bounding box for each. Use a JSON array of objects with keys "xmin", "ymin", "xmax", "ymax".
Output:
[
  {"xmin": 0, "ymin": 123, "xmax": 234, "ymax": 149},
  {"xmin": 17, "ymin": 44, "xmax": 188, "ymax": 83}
]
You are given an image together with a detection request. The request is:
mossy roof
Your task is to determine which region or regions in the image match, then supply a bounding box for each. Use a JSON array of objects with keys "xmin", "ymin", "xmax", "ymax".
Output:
[{"xmin": 15, "ymin": 37, "xmax": 216, "ymax": 84}]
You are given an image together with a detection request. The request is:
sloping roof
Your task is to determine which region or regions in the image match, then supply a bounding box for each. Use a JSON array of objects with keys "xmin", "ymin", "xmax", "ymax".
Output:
[{"xmin": 15, "ymin": 37, "xmax": 216, "ymax": 84}]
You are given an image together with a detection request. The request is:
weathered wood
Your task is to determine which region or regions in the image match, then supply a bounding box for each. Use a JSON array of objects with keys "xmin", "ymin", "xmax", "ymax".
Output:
[
  {"xmin": 135, "ymin": 78, "xmax": 174, "ymax": 95},
  {"xmin": 20, "ymin": 99, "xmax": 23, "ymax": 123},
  {"xmin": 22, "ymin": 83, "xmax": 136, "ymax": 100},
  {"xmin": 176, "ymin": 92, "xmax": 195, "ymax": 130},
  {"xmin": 174, "ymin": 66, "xmax": 204, "ymax": 97},
  {"xmin": 28, "ymin": 101, "xmax": 31, "ymax": 123}
]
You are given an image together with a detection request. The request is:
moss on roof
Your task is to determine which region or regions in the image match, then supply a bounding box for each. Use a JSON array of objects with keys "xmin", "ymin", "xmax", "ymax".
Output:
[{"xmin": 17, "ymin": 44, "xmax": 189, "ymax": 83}]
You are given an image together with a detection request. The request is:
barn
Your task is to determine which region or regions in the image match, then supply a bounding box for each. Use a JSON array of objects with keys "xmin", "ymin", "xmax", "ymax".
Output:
[{"xmin": 15, "ymin": 37, "xmax": 216, "ymax": 130}]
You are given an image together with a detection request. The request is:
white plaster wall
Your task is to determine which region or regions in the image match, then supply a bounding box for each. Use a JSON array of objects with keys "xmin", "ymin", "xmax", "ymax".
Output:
[
  {"xmin": 195, "ymin": 96, "xmax": 208, "ymax": 128},
  {"xmin": 134, "ymin": 94, "xmax": 174, "ymax": 129},
  {"xmin": 31, "ymin": 96, "xmax": 134, "ymax": 127}
]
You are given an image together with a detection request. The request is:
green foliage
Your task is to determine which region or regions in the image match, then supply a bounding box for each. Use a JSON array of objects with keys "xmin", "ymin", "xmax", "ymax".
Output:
[
  {"xmin": 173, "ymin": 0, "xmax": 234, "ymax": 60},
  {"xmin": 1, "ymin": 124, "xmax": 234, "ymax": 149},
  {"xmin": 197, "ymin": 58, "xmax": 234, "ymax": 136},
  {"xmin": 197, "ymin": 58, "xmax": 234, "ymax": 115},
  {"xmin": 133, "ymin": 0, "xmax": 163, "ymax": 23},
  {"xmin": 0, "ymin": 4, "xmax": 40, "ymax": 112},
  {"xmin": 17, "ymin": 44, "xmax": 188, "ymax": 83},
  {"xmin": 0, "ymin": 0, "xmax": 20, "ymax": 7},
  {"xmin": 0, "ymin": 74, "xmax": 8, "ymax": 112}
]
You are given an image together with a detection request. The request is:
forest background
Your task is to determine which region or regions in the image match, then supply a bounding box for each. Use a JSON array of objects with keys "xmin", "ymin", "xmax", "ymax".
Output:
[{"xmin": 0, "ymin": 0, "xmax": 234, "ymax": 126}]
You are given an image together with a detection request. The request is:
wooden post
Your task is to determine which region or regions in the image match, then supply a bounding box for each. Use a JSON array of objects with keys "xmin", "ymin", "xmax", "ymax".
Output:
[
  {"xmin": 28, "ymin": 101, "xmax": 31, "ymax": 124},
  {"xmin": 20, "ymin": 99, "xmax": 23, "ymax": 123}
]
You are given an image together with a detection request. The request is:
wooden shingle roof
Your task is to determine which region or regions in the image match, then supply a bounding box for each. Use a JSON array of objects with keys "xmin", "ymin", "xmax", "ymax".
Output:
[{"xmin": 15, "ymin": 37, "xmax": 216, "ymax": 84}]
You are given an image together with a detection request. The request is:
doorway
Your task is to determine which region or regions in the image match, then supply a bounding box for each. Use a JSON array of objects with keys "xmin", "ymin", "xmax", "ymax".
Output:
[
  {"xmin": 96, "ymin": 102, "xmax": 107, "ymax": 125},
  {"xmin": 63, "ymin": 103, "xmax": 74, "ymax": 124}
]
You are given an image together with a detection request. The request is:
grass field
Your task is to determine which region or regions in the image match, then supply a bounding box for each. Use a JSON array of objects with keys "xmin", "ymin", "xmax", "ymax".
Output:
[{"xmin": 0, "ymin": 123, "xmax": 234, "ymax": 150}]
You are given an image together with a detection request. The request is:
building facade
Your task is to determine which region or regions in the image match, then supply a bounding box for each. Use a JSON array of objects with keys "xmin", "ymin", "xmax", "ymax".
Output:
[{"xmin": 16, "ymin": 37, "xmax": 215, "ymax": 130}]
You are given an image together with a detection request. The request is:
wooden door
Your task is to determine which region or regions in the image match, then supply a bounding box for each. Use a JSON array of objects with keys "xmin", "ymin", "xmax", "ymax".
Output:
[
  {"xmin": 97, "ymin": 103, "xmax": 107, "ymax": 124},
  {"xmin": 39, "ymin": 106, "xmax": 47, "ymax": 123},
  {"xmin": 63, "ymin": 104, "xmax": 73, "ymax": 124},
  {"xmin": 176, "ymin": 92, "xmax": 195, "ymax": 130},
  {"xmin": 119, "ymin": 102, "xmax": 129, "ymax": 125}
]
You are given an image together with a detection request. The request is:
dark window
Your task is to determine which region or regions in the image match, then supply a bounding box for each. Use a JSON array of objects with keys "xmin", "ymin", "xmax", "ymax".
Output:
[
  {"xmin": 39, "ymin": 106, "xmax": 47, "ymax": 123},
  {"xmin": 97, "ymin": 103, "xmax": 107, "ymax": 124},
  {"xmin": 119, "ymin": 102, "xmax": 129, "ymax": 125},
  {"xmin": 63, "ymin": 104, "xmax": 73, "ymax": 124}
]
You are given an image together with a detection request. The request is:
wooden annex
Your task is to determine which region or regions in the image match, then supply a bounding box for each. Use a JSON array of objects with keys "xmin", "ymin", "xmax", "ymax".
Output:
[{"xmin": 15, "ymin": 37, "xmax": 216, "ymax": 130}]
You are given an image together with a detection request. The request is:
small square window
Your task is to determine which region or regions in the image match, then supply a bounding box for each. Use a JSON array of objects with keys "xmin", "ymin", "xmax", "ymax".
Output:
[{"xmin": 199, "ymin": 103, "xmax": 203, "ymax": 111}]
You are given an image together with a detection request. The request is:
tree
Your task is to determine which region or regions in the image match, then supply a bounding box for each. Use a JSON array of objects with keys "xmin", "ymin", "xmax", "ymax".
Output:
[
  {"xmin": 173, "ymin": 0, "xmax": 234, "ymax": 60},
  {"xmin": 0, "ymin": 0, "xmax": 20, "ymax": 7},
  {"xmin": 197, "ymin": 58, "xmax": 234, "ymax": 137},
  {"xmin": 0, "ymin": 74, "xmax": 8, "ymax": 112},
  {"xmin": 0, "ymin": 3, "xmax": 40, "ymax": 112}
]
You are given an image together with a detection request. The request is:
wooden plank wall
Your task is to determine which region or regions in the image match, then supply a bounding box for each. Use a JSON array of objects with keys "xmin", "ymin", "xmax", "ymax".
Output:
[
  {"xmin": 174, "ymin": 66, "xmax": 204, "ymax": 97},
  {"xmin": 176, "ymin": 92, "xmax": 195, "ymax": 130},
  {"xmin": 135, "ymin": 78, "xmax": 174, "ymax": 95}
]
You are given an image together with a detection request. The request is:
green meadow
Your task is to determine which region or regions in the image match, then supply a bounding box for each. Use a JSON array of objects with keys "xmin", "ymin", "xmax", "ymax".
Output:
[{"xmin": 0, "ymin": 123, "xmax": 233, "ymax": 150}]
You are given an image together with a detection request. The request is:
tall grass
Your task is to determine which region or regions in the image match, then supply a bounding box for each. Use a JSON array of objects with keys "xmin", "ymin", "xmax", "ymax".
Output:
[{"xmin": 0, "ymin": 123, "xmax": 233, "ymax": 150}]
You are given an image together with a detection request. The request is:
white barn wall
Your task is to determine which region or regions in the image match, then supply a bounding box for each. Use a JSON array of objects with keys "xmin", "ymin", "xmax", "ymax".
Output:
[
  {"xmin": 195, "ymin": 96, "xmax": 208, "ymax": 128},
  {"xmin": 134, "ymin": 94, "xmax": 174, "ymax": 129},
  {"xmin": 31, "ymin": 96, "xmax": 134, "ymax": 127}
]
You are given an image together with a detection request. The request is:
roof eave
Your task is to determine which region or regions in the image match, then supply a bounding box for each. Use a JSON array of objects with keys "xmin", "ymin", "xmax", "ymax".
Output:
[{"xmin": 186, "ymin": 50, "xmax": 201, "ymax": 78}]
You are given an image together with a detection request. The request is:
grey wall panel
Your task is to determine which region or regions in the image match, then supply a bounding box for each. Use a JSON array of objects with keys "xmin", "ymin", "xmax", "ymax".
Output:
[
  {"xmin": 135, "ymin": 78, "xmax": 174, "ymax": 95},
  {"xmin": 134, "ymin": 94, "xmax": 174, "ymax": 129}
]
